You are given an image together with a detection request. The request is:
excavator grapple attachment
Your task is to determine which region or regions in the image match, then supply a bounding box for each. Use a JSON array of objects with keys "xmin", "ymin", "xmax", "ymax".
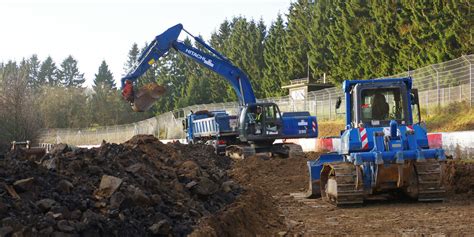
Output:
[{"xmin": 131, "ymin": 83, "xmax": 166, "ymax": 112}]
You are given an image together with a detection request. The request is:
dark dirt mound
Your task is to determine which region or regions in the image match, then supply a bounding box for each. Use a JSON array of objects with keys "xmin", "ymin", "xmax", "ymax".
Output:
[
  {"xmin": 0, "ymin": 135, "xmax": 239, "ymax": 236},
  {"xmin": 190, "ymin": 188, "xmax": 284, "ymax": 237},
  {"xmin": 231, "ymin": 153, "xmax": 316, "ymax": 195},
  {"xmin": 189, "ymin": 154, "xmax": 314, "ymax": 236},
  {"xmin": 445, "ymin": 160, "xmax": 474, "ymax": 196}
]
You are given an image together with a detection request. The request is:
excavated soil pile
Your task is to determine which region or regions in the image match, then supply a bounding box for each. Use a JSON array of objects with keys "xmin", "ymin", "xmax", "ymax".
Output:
[
  {"xmin": 445, "ymin": 160, "xmax": 474, "ymax": 196},
  {"xmin": 231, "ymin": 153, "xmax": 314, "ymax": 194},
  {"xmin": 0, "ymin": 135, "xmax": 240, "ymax": 236}
]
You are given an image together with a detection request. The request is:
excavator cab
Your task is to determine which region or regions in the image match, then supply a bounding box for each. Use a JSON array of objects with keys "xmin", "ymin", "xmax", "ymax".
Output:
[{"xmin": 239, "ymin": 103, "xmax": 283, "ymax": 142}]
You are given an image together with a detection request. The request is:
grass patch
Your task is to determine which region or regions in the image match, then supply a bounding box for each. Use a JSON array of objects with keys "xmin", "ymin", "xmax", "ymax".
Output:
[
  {"xmin": 424, "ymin": 101, "xmax": 474, "ymax": 132},
  {"xmin": 315, "ymin": 101, "xmax": 474, "ymax": 136},
  {"xmin": 318, "ymin": 119, "xmax": 345, "ymax": 137}
]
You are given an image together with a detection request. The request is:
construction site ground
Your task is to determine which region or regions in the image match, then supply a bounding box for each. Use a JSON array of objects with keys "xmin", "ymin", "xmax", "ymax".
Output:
[
  {"xmin": 2, "ymin": 137, "xmax": 473, "ymax": 236},
  {"xmin": 213, "ymin": 153, "xmax": 474, "ymax": 236}
]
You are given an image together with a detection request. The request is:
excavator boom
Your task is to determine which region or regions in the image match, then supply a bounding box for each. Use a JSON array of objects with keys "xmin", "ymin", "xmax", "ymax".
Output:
[{"xmin": 121, "ymin": 24, "xmax": 256, "ymax": 111}]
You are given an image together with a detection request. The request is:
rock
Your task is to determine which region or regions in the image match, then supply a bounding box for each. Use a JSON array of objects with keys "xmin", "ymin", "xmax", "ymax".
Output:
[
  {"xmin": 52, "ymin": 231, "xmax": 76, "ymax": 237},
  {"xmin": 57, "ymin": 180, "xmax": 74, "ymax": 193},
  {"xmin": 70, "ymin": 210, "xmax": 82, "ymax": 220},
  {"xmin": 80, "ymin": 228, "xmax": 100, "ymax": 237},
  {"xmin": 148, "ymin": 220, "xmax": 171, "ymax": 235},
  {"xmin": 221, "ymin": 180, "xmax": 235, "ymax": 193},
  {"xmin": 1, "ymin": 218, "xmax": 18, "ymax": 229},
  {"xmin": 130, "ymin": 187, "xmax": 150, "ymax": 206},
  {"xmin": 185, "ymin": 181, "xmax": 198, "ymax": 189},
  {"xmin": 13, "ymin": 177, "xmax": 35, "ymax": 193},
  {"xmin": 179, "ymin": 161, "xmax": 201, "ymax": 179},
  {"xmin": 110, "ymin": 192, "xmax": 125, "ymax": 209},
  {"xmin": 36, "ymin": 199, "xmax": 57, "ymax": 212},
  {"xmin": 50, "ymin": 144, "xmax": 70, "ymax": 154},
  {"xmin": 0, "ymin": 202, "xmax": 8, "ymax": 215},
  {"xmin": 88, "ymin": 166, "xmax": 102, "ymax": 175},
  {"xmin": 94, "ymin": 175, "xmax": 122, "ymax": 198},
  {"xmin": 151, "ymin": 194, "xmax": 161, "ymax": 205},
  {"xmin": 3, "ymin": 184, "xmax": 20, "ymax": 199},
  {"xmin": 0, "ymin": 226, "xmax": 13, "ymax": 237},
  {"xmin": 39, "ymin": 227, "xmax": 54, "ymax": 236},
  {"xmin": 57, "ymin": 220, "xmax": 74, "ymax": 232},
  {"xmin": 125, "ymin": 163, "xmax": 146, "ymax": 173},
  {"xmin": 42, "ymin": 157, "xmax": 57, "ymax": 170},
  {"xmin": 12, "ymin": 231, "xmax": 25, "ymax": 237},
  {"xmin": 278, "ymin": 231, "xmax": 287, "ymax": 237},
  {"xmin": 194, "ymin": 177, "xmax": 218, "ymax": 196}
]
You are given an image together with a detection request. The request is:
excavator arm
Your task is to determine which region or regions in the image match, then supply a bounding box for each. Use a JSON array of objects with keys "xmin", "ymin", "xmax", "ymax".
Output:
[{"xmin": 121, "ymin": 24, "xmax": 256, "ymax": 111}]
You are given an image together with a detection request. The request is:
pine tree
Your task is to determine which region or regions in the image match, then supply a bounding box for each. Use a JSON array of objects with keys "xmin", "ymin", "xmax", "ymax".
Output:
[
  {"xmin": 285, "ymin": 0, "xmax": 312, "ymax": 81},
  {"xmin": 38, "ymin": 56, "xmax": 59, "ymax": 87},
  {"xmin": 123, "ymin": 43, "xmax": 140, "ymax": 76},
  {"xmin": 262, "ymin": 14, "xmax": 289, "ymax": 97},
  {"xmin": 58, "ymin": 55, "xmax": 85, "ymax": 87},
  {"xmin": 94, "ymin": 60, "xmax": 115, "ymax": 90},
  {"xmin": 208, "ymin": 20, "xmax": 235, "ymax": 102},
  {"xmin": 27, "ymin": 54, "xmax": 42, "ymax": 89}
]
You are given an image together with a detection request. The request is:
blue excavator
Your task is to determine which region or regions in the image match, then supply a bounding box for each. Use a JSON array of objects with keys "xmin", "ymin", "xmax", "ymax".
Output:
[
  {"xmin": 121, "ymin": 24, "xmax": 318, "ymax": 158},
  {"xmin": 307, "ymin": 77, "xmax": 447, "ymax": 205}
]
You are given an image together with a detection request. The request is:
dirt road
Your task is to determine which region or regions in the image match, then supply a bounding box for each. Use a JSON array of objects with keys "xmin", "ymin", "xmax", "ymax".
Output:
[{"xmin": 224, "ymin": 154, "xmax": 474, "ymax": 236}]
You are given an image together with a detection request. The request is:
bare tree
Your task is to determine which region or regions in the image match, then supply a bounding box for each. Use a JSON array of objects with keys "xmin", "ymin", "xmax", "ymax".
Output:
[{"xmin": 0, "ymin": 61, "xmax": 42, "ymax": 152}]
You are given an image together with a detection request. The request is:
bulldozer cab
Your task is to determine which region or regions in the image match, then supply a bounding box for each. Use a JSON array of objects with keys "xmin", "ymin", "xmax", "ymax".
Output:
[
  {"xmin": 239, "ymin": 103, "xmax": 283, "ymax": 142},
  {"xmin": 349, "ymin": 80, "xmax": 415, "ymax": 128}
]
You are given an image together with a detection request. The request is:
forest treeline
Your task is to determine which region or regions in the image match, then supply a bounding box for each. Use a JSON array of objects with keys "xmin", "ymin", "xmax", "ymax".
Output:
[{"xmin": 0, "ymin": 0, "xmax": 472, "ymax": 149}]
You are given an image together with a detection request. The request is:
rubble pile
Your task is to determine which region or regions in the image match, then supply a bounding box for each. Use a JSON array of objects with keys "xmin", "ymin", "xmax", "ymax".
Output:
[{"xmin": 0, "ymin": 135, "xmax": 239, "ymax": 236}]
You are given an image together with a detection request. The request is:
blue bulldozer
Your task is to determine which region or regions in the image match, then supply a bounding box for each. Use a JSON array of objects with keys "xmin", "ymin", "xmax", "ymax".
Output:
[
  {"xmin": 121, "ymin": 24, "xmax": 318, "ymax": 158},
  {"xmin": 307, "ymin": 77, "xmax": 447, "ymax": 205}
]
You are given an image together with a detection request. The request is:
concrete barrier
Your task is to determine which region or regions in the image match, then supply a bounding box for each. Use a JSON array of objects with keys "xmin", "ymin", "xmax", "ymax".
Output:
[{"xmin": 278, "ymin": 131, "xmax": 474, "ymax": 158}]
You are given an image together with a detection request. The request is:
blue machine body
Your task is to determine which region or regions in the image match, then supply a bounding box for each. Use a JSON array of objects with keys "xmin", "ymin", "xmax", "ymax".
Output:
[
  {"xmin": 307, "ymin": 77, "xmax": 446, "ymax": 199},
  {"xmin": 122, "ymin": 24, "xmax": 317, "ymax": 151},
  {"xmin": 185, "ymin": 110, "xmax": 238, "ymax": 143}
]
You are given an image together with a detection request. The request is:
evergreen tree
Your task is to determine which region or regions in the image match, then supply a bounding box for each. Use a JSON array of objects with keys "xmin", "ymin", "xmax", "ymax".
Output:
[
  {"xmin": 27, "ymin": 54, "xmax": 42, "ymax": 89},
  {"xmin": 94, "ymin": 60, "xmax": 115, "ymax": 90},
  {"xmin": 58, "ymin": 55, "xmax": 85, "ymax": 87},
  {"xmin": 285, "ymin": 0, "xmax": 312, "ymax": 81},
  {"xmin": 38, "ymin": 56, "xmax": 59, "ymax": 87},
  {"xmin": 262, "ymin": 14, "xmax": 289, "ymax": 97},
  {"xmin": 208, "ymin": 20, "xmax": 235, "ymax": 102},
  {"xmin": 123, "ymin": 43, "xmax": 140, "ymax": 75},
  {"xmin": 91, "ymin": 60, "xmax": 116, "ymax": 124},
  {"xmin": 226, "ymin": 17, "xmax": 266, "ymax": 98}
]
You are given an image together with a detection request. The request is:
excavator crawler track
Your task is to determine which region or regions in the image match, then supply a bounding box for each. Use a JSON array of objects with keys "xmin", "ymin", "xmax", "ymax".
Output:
[
  {"xmin": 415, "ymin": 160, "xmax": 446, "ymax": 202},
  {"xmin": 321, "ymin": 163, "xmax": 364, "ymax": 206},
  {"xmin": 284, "ymin": 143, "xmax": 304, "ymax": 158},
  {"xmin": 225, "ymin": 145, "xmax": 256, "ymax": 159}
]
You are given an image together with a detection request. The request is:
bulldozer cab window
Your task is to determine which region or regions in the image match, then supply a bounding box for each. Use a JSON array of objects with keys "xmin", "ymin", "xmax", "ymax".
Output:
[{"xmin": 360, "ymin": 88, "xmax": 405, "ymax": 124}]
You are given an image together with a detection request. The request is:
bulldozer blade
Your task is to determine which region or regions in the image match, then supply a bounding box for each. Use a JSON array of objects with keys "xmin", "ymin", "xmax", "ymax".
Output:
[{"xmin": 132, "ymin": 83, "xmax": 166, "ymax": 112}]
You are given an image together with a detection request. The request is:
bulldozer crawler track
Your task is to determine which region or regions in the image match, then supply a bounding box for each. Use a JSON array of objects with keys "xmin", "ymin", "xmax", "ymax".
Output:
[
  {"xmin": 415, "ymin": 160, "xmax": 446, "ymax": 202},
  {"xmin": 321, "ymin": 163, "xmax": 364, "ymax": 206}
]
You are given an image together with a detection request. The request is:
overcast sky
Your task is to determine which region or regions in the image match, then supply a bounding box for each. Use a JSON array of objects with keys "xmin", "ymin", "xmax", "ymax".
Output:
[{"xmin": 0, "ymin": 0, "xmax": 290, "ymax": 87}]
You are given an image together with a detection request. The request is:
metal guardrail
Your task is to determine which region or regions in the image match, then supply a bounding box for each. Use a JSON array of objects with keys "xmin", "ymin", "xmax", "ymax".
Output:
[{"xmin": 38, "ymin": 55, "xmax": 474, "ymax": 145}]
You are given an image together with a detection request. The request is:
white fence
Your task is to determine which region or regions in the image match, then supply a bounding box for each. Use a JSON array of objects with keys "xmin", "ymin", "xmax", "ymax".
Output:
[{"xmin": 38, "ymin": 55, "xmax": 474, "ymax": 145}]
